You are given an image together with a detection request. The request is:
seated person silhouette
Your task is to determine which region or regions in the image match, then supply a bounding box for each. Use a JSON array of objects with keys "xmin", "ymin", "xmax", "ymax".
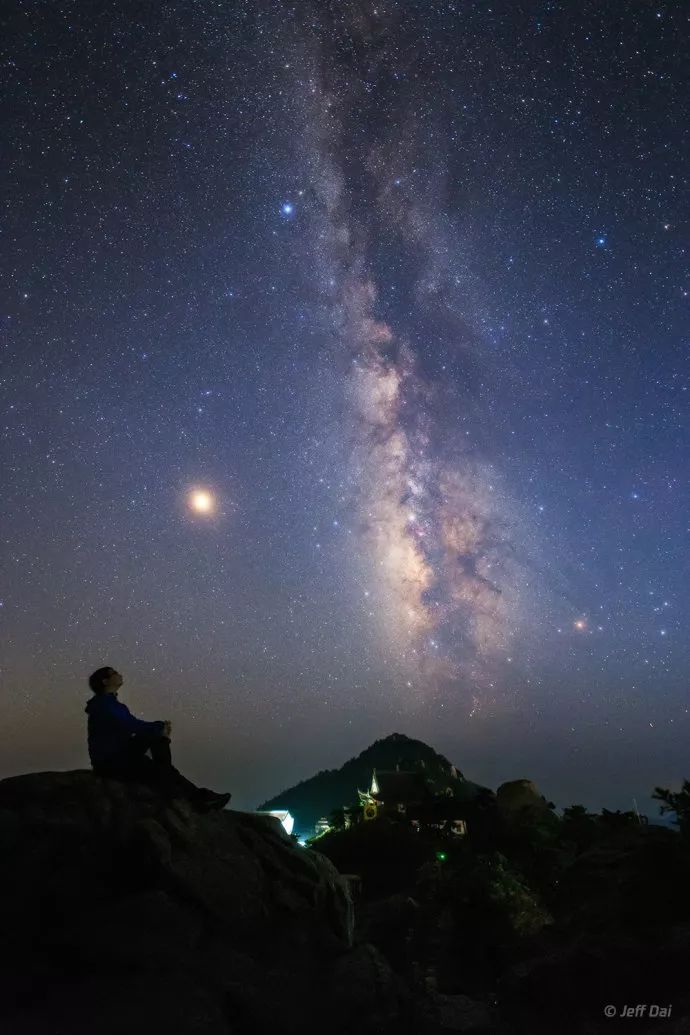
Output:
[{"xmin": 86, "ymin": 666, "xmax": 230, "ymax": 811}]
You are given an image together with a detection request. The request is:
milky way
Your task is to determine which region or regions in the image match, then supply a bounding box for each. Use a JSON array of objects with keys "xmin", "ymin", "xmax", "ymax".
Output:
[{"xmin": 290, "ymin": 8, "xmax": 539, "ymax": 705}]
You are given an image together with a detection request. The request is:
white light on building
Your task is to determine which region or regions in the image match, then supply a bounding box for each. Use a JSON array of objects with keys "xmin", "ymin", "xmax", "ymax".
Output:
[{"xmin": 256, "ymin": 810, "xmax": 294, "ymax": 836}]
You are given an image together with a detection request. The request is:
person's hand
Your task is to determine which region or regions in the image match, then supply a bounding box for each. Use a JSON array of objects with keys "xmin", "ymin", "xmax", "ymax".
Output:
[{"xmin": 162, "ymin": 720, "xmax": 172, "ymax": 738}]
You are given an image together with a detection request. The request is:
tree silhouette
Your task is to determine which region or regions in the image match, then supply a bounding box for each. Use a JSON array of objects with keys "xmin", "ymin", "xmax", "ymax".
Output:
[{"xmin": 653, "ymin": 780, "xmax": 690, "ymax": 835}]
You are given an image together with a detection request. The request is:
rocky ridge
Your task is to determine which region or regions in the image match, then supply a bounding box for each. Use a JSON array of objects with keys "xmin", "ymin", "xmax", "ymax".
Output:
[{"xmin": 0, "ymin": 770, "xmax": 426, "ymax": 1035}]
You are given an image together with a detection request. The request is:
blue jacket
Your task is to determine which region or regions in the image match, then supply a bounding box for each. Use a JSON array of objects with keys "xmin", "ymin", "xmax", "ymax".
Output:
[{"xmin": 85, "ymin": 694, "xmax": 164, "ymax": 765}]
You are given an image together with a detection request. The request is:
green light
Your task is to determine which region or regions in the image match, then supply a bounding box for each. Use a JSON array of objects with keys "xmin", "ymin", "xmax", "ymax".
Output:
[{"xmin": 436, "ymin": 851, "xmax": 447, "ymax": 862}]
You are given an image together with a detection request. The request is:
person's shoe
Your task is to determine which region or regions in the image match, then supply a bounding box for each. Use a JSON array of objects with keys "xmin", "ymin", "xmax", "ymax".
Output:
[
  {"xmin": 206, "ymin": 790, "xmax": 231, "ymax": 811},
  {"xmin": 193, "ymin": 789, "xmax": 231, "ymax": 812}
]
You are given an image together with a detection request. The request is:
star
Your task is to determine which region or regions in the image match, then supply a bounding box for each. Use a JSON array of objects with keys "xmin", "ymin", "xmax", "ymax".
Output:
[{"xmin": 188, "ymin": 489, "xmax": 215, "ymax": 515}]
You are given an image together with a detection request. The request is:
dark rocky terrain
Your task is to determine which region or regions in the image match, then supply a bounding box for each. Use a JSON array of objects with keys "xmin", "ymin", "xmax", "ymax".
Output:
[
  {"xmin": 311, "ymin": 778, "xmax": 690, "ymax": 1035},
  {"xmin": 0, "ymin": 770, "xmax": 425, "ymax": 1035},
  {"xmin": 3, "ymin": 768, "xmax": 690, "ymax": 1034}
]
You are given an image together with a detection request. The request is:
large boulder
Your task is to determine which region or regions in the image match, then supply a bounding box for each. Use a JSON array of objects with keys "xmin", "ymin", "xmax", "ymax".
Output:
[
  {"xmin": 496, "ymin": 779, "xmax": 551, "ymax": 822},
  {"xmin": 0, "ymin": 770, "xmax": 418, "ymax": 1035}
]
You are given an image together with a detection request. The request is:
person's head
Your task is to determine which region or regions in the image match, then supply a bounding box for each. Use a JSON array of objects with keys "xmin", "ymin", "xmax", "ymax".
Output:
[{"xmin": 88, "ymin": 667, "xmax": 123, "ymax": 696}]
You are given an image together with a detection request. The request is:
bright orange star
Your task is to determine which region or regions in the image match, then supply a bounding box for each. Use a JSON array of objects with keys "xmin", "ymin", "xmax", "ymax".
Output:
[{"xmin": 188, "ymin": 489, "xmax": 215, "ymax": 515}]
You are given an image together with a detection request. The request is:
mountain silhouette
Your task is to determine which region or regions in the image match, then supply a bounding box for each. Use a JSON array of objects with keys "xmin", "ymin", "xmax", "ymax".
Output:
[{"xmin": 258, "ymin": 732, "xmax": 490, "ymax": 835}]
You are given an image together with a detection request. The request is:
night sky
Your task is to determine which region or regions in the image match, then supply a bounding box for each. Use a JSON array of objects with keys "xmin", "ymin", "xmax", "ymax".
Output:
[{"xmin": 2, "ymin": 2, "xmax": 687, "ymax": 815}]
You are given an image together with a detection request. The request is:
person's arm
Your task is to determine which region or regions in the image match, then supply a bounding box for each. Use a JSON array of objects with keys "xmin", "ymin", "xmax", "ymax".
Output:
[{"xmin": 107, "ymin": 697, "xmax": 165, "ymax": 736}]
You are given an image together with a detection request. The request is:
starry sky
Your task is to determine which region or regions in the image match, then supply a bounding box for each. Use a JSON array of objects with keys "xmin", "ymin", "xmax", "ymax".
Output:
[{"xmin": 1, "ymin": 1, "xmax": 687, "ymax": 815}]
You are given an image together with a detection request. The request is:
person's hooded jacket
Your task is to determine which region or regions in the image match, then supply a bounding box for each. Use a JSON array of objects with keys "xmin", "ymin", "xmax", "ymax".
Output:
[{"xmin": 85, "ymin": 693, "xmax": 164, "ymax": 765}]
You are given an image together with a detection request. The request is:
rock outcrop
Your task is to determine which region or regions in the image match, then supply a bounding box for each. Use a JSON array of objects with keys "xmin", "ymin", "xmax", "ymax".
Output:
[
  {"xmin": 496, "ymin": 779, "xmax": 551, "ymax": 820},
  {"xmin": 0, "ymin": 770, "xmax": 416, "ymax": 1035}
]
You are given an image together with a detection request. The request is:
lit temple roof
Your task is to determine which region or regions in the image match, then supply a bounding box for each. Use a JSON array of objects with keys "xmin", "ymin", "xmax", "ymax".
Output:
[{"xmin": 370, "ymin": 769, "xmax": 433, "ymax": 804}]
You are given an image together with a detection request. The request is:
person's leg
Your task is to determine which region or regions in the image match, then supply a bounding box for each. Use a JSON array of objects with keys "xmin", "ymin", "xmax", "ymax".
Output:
[
  {"xmin": 150, "ymin": 742, "xmax": 232, "ymax": 810},
  {"xmin": 97, "ymin": 733, "xmax": 230, "ymax": 810},
  {"xmin": 128, "ymin": 731, "xmax": 167, "ymax": 762},
  {"xmin": 95, "ymin": 748, "xmax": 155, "ymax": 786},
  {"xmin": 146, "ymin": 736, "xmax": 205, "ymax": 801},
  {"xmin": 147, "ymin": 735, "xmax": 173, "ymax": 767},
  {"xmin": 96, "ymin": 734, "xmax": 175, "ymax": 789}
]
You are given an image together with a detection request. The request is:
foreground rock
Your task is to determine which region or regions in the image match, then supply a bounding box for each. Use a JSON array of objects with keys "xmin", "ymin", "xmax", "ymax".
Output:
[
  {"xmin": 0, "ymin": 771, "xmax": 421, "ymax": 1035},
  {"xmin": 498, "ymin": 928, "xmax": 690, "ymax": 1034}
]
